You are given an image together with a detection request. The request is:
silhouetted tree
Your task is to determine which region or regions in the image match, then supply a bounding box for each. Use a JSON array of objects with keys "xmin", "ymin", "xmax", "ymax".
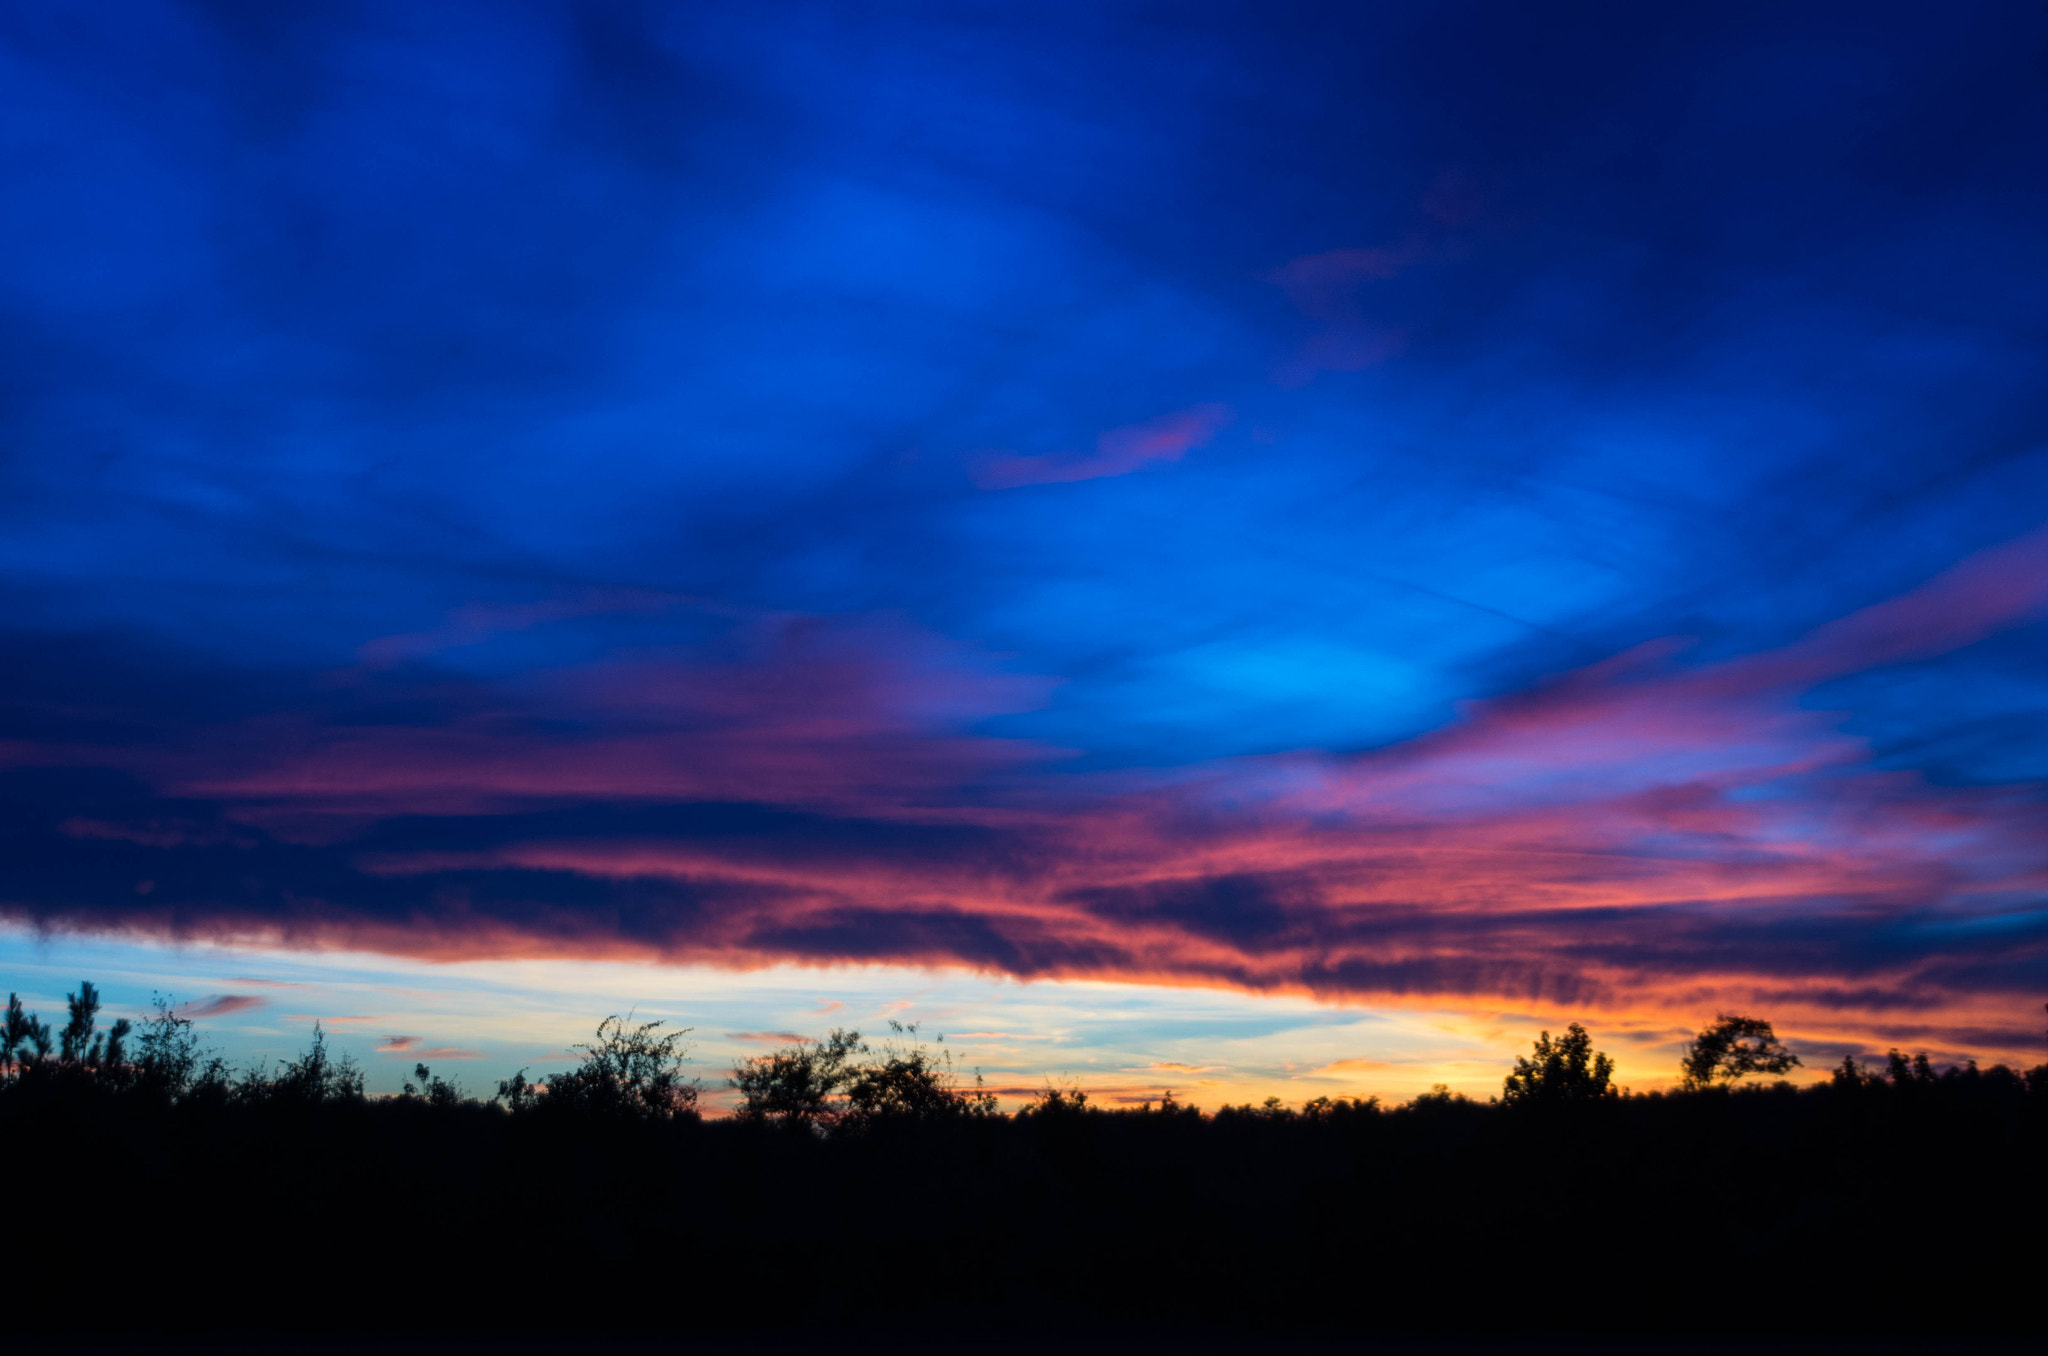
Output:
[
  {"xmin": 2, "ymin": 992, "xmax": 28, "ymax": 1075},
  {"xmin": 1020, "ymin": 1081, "xmax": 1090, "ymax": 1118},
  {"xmin": 1884, "ymin": 1049, "xmax": 1940, "ymax": 1086},
  {"xmin": 731, "ymin": 1028, "xmax": 863, "ymax": 1128},
  {"xmin": 495, "ymin": 1068, "xmax": 541, "ymax": 1112},
  {"xmin": 134, "ymin": 994, "xmax": 211, "ymax": 1099},
  {"xmin": 401, "ymin": 1062, "xmax": 467, "ymax": 1109},
  {"xmin": 540, "ymin": 1014, "xmax": 698, "ymax": 1119},
  {"xmin": 1502, "ymin": 1023, "xmax": 1615, "ymax": 1104},
  {"xmin": 1679, "ymin": 1014, "xmax": 1800, "ymax": 1090},
  {"xmin": 1301, "ymin": 1094, "xmax": 1379, "ymax": 1120},
  {"xmin": 261, "ymin": 1022, "xmax": 365, "ymax": 1105},
  {"xmin": 60, "ymin": 979, "xmax": 101, "ymax": 1064},
  {"xmin": 1409, "ymin": 1084, "xmax": 1472, "ymax": 1107},
  {"xmin": 19, "ymin": 1006, "xmax": 53, "ymax": 1068},
  {"xmin": 840, "ymin": 1023, "xmax": 996, "ymax": 1125},
  {"xmin": 1831, "ymin": 1054, "xmax": 1873, "ymax": 1089}
]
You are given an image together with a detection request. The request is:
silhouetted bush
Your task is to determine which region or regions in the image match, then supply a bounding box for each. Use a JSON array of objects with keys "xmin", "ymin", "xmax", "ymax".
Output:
[{"xmin": 507, "ymin": 1012, "xmax": 698, "ymax": 1119}]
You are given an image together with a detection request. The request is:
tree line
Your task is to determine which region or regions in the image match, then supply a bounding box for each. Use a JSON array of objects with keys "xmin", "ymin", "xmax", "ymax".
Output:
[
  {"xmin": 10, "ymin": 979, "xmax": 2022, "ymax": 1117},
  {"xmin": 4, "ymin": 980, "xmax": 2042, "ymax": 1338}
]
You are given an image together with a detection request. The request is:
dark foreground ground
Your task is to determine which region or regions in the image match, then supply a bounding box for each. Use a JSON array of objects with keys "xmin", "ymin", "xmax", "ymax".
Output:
[
  {"xmin": 57, "ymin": 1334, "xmax": 2048, "ymax": 1355},
  {"xmin": 8, "ymin": 1061, "xmax": 2042, "ymax": 1341}
]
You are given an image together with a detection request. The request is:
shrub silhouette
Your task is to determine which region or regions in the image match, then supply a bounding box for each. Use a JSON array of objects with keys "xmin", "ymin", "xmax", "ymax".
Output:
[
  {"xmin": 840, "ymin": 1022, "xmax": 998, "ymax": 1126},
  {"xmin": 1019, "ymin": 1080, "xmax": 1090, "ymax": 1119},
  {"xmin": 266, "ymin": 1024, "xmax": 366, "ymax": 1114},
  {"xmin": 402, "ymin": 1062, "xmax": 467, "ymax": 1109},
  {"xmin": 526, "ymin": 1013, "xmax": 698, "ymax": 1119},
  {"xmin": 1501, "ymin": 1022, "xmax": 1616, "ymax": 1103},
  {"xmin": 1679, "ymin": 1013, "xmax": 1800, "ymax": 1089},
  {"xmin": 131, "ymin": 993, "xmax": 231, "ymax": 1102},
  {"xmin": 733, "ymin": 1022, "xmax": 996, "ymax": 1128},
  {"xmin": 730, "ymin": 1027, "xmax": 862, "ymax": 1128}
]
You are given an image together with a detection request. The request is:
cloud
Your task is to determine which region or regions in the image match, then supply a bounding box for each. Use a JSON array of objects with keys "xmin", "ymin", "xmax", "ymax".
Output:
[
  {"xmin": 725, "ymin": 1031, "xmax": 808, "ymax": 1046},
  {"xmin": 1269, "ymin": 246, "xmax": 1416, "ymax": 385},
  {"xmin": 975, "ymin": 405, "xmax": 1232, "ymax": 489},
  {"xmin": 1269, "ymin": 247, "xmax": 1417, "ymax": 318},
  {"xmin": 178, "ymin": 995, "xmax": 264, "ymax": 1019},
  {"xmin": 377, "ymin": 1039, "xmax": 482, "ymax": 1060},
  {"xmin": 355, "ymin": 589, "xmax": 687, "ymax": 670},
  {"xmin": 173, "ymin": 614, "xmax": 1062, "ymax": 823},
  {"xmin": 1317, "ymin": 1059, "xmax": 1396, "ymax": 1075},
  {"xmin": 3, "ymin": 529, "xmax": 2048, "ymax": 1067}
]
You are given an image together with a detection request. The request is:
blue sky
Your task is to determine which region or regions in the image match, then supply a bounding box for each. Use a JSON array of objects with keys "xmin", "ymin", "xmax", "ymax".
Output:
[{"xmin": 4, "ymin": 1, "xmax": 2047, "ymax": 1097}]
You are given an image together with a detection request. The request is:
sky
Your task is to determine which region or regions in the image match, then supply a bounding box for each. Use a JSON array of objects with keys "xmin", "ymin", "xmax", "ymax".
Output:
[{"xmin": 4, "ymin": 0, "xmax": 2047, "ymax": 1103}]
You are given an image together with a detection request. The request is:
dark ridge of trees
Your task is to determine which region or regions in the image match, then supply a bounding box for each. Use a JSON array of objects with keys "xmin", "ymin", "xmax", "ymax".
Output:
[{"xmin": 3, "ymin": 983, "xmax": 2044, "ymax": 1339}]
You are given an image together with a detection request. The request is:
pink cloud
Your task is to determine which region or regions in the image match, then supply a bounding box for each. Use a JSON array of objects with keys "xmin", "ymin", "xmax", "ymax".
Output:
[
  {"xmin": 178, "ymin": 994, "xmax": 264, "ymax": 1018},
  {"xmin": 178, "ymin": 613, "xmax": 1066, "ymax": 824},
  {"xmin": 1269, "ymin": 247, "xmax": 1417, "ymax": 318},
  {"xmin": 374, "ymin": 1037, "xmax": 475, "ymax": 1059},
  {"xmin": 976, "ymin": 405, "xmax": 1232, "ymax": 489},
  {"xmin": 355, "ymin": 588, "xmax": 687, "ymax": 670},
  {"xmin": 59, "ymin": 818, "xmax": 247, "ymax": 849},
  {"xmin": 1269, "ymin": 245, "xmax": 1417, "ymax": 386}
]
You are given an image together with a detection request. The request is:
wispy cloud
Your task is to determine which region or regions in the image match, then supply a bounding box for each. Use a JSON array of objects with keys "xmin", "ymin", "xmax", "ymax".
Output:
[
  {"xmin": 178, "ymin": 995, "xmax": 263, "ymax": 1019},
  {"xmin": 355, "ymin": 589, "xmax": 687, "ymax": 670},
  {"xmin": 1317, "ymin": 1058, "xmax": 1396, "ymax": 1075},
  {"xmin": 975, "ymin": 405, "xmax": 1232, "ymax": 489},
  {"xmin": 377, "ymin": 1036, "xmax": 481, "ymax": 1060}
]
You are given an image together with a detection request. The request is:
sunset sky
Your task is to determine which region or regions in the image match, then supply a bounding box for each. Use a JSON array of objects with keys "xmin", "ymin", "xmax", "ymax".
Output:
[{"xmin": 4, "ymin": 1, "xmax": 2047, "ymax": 1103}]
